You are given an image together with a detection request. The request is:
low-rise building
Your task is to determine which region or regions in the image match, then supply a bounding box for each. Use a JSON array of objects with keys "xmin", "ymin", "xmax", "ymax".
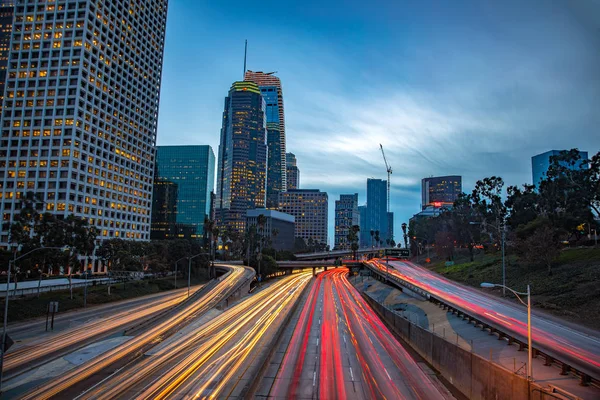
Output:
[{"xmin": 246, "ymin": 209, "xmax": 295, "ymax": 251}]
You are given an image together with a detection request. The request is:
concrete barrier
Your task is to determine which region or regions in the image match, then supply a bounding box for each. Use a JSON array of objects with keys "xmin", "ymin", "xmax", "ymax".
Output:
[{"xmin": 363, "ymin": 293, "xmax": 552, "ymax": 400}]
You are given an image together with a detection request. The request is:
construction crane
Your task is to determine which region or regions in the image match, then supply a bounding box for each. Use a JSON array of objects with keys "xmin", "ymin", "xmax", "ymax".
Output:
[{"xmin": 380, "ymin": 144, "xmax": 392, "ymax": 215}]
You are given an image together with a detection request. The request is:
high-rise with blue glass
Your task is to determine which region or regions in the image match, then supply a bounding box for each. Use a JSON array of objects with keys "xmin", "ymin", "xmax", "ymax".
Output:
[
  {"xmin": 359, "ymin": 178, "xmax": 392, "ymax": 246},
  {"xmin": 244, "ymin": 71, "xmax": 286, "ymax": 208},
  {"xmin": 152, "ymin": 145, "xmax": 215, "ymax": 240},
  {"xmin": 532, "ymin": 150, "xmax": 588, "ymax": 188},
  {"xmin": 216, "ymin": 81, "xmax": 268, "ymax": 234}
]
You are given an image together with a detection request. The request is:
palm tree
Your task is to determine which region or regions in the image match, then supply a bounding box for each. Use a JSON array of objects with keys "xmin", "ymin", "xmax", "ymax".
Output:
[
  {"xmin": 271, "ymin": 228, "xmax": 279, "ymax": 260},
  {"xmin": 256, "ymin": 214, "xmax": 267, "ymax": 282},
  {"xmin": 374, "ymin": 230, "xmax": 380, "ymax": 248}
]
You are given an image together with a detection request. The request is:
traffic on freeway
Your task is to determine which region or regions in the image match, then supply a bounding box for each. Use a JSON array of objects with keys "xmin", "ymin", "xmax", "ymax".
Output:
[
  {"xmin": 4, "ymin": 285, "xmax": 195, "ymax": 379},
  {"xmin": 75, "ymin": 271, "xmax": 312, "ymax": 399},
  {"xmin": 369, "ymin": 259, "xmax": 600, "ymax": 380},
  {"xmin": 18, "ymin": 264, "xmax": 253, "ymax": 400},
  {"xmin": 269, "ymin": 268, "xmax": 450, "ymax": 399}
]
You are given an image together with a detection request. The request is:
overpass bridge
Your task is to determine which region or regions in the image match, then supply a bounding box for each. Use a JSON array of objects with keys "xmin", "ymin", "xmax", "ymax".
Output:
[
  {"xmin": 276, "ymin": 260, "xmax": 364, "ymax": 276},
  {"xmin": 294, "ymin": 247, "xmax": 409, "ymax": 261}
]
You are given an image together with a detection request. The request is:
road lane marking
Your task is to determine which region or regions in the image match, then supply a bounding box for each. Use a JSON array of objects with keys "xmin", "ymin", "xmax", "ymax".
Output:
[
  {"xmin": 313, "ymin": 371, "xmax": 317, "ymax": 386},
  {"xmin": 384, "ymin": 368, "xmax": 391, "ymax": 380},
  {"xmin": 349, "ymin": 367, "xmax": 354, "ymax": 381},
  {"xmin": 316, "ymin": 338, "xmax": 319, "ymax": 347}
]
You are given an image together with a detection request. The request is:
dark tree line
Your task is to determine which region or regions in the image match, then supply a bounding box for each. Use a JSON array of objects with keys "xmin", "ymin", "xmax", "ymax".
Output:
[{"xmin": 409, "ymin": 149, "xmax": 599, "ymax": 274}]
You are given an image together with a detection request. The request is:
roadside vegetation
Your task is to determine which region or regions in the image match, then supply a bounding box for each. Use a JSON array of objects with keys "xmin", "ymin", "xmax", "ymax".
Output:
[{"xmin": 408, "ymin": 149, "xmax": 600, "ymax": 330}]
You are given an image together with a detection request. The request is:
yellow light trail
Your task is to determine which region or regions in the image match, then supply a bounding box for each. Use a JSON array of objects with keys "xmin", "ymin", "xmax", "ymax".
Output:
[
  {"xmin": 20, "ymin": 265, "xmax": 251, "ymax": 400},
  {"xmin": 78, "ymin": 272, "xmax": 312, "ymax": 400}
]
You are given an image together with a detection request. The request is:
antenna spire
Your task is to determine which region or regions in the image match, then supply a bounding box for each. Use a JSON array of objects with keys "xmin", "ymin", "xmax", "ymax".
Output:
[{"xmin": 243, "ymin": 40, "xmax": 247, "ymax": 79}]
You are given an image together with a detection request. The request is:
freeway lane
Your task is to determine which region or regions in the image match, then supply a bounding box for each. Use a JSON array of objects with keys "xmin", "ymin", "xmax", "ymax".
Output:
[
  {"xmin": 75, "ymin": 271, "xmax": 312, "ymax": 399},
  {"xmin": 19, "ymin": 264, "xmax": 253, "ymax": 400},
  {"xmin": 3, "ymin": 285, "xmax": 196, "ymax": 379},
  {"xmin": 370, "ymin": 259, "xmax": 600, "ymax": 380},
  {"xmin": 270, "ymin": 268, "xmax": 449, "ymax": 399}
]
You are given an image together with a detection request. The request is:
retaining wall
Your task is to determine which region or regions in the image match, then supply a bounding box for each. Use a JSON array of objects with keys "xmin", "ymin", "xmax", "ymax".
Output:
[{"xmin": 364, "ymin": 293, "xmax": 552, "ymax": 400}]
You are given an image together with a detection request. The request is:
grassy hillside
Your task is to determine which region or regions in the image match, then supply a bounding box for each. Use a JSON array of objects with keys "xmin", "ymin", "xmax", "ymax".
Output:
[{"xmin": 425, "ymin": 248, "xmax": 600, "ymax": 331}]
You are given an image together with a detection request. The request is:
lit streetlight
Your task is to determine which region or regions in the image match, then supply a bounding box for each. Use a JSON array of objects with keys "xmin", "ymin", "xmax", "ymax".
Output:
[{"xmin": 481, "ymin": 282, "xmax": 532, "ymax": 380}]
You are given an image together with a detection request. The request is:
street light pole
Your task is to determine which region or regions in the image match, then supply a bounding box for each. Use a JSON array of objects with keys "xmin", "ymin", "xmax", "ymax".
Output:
[
  {"xmin": 174, "ymin": 257, "xmax": 187, "ymax": 290},
  {"xmin": 1, "ymin": 245, "xmax": 69, "ymax": 393},
  {"xmin": 481, "ymin": 282, "xmax": 533, "ymax": 380},
  {"xmin": 501, "ymin": 228, "xmax": 506, "ymax": 297},
  {"xmin": 0, "ymin": 250, "xmax": 16, "ymax": 393}
]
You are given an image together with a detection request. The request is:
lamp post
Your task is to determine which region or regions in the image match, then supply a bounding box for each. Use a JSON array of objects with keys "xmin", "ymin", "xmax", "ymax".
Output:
[
  {"xmin": 187, "ymin": 253, "xmax": 204, "ymax": 298},
  {"xmin": 481, "ymin": 282, "xmax": 532, "ymax": 380},
  {"xmin": 174, "ymin": 256, "xmax": 187, "ymax": 290},
  {"xmin": 1, "ymin": 245, "xmax": 69, "ymax": 392},
  {"xmin": 412, "ymin": 236, "xmax": 429, "ymax": 262}
]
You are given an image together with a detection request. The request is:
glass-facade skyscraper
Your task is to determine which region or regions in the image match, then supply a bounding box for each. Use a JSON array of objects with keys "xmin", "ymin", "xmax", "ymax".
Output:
[
  {"xmin": 244, "ymin": 71, "xmax": 286, "ymax": 207},
  {"xmin": 360, "ymin": 179, "xmax": 391, "ymax": 246},
  {"xmin": 0, "ymin": 0, "xmax": 168, "ymax": 249},
  {"xmin": 532, "ymin": 150, "xmax": 588, "ymax": 188},
  {"xmin": 216, "ymin": 81, "xmax": 267, "ymax": 234},
  {"xmin": 0, "ymin": 1, "xmax": 14, "ymax": 112},
  {"xmin": 151, "ymin": 145, "xmax": 215, "ymax": 240}
]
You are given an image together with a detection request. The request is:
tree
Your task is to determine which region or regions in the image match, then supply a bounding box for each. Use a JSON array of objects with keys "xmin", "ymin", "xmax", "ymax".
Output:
[
  {"xmin": 374, "ymin": 230, "xmax": 380, "ymax": 248},
  {"xmin": 293, "ymin": 237, "xmax": 308, "ymax": 253},
  {"xmin": 401, "ymin": 222, "xmax": 408, "ymax": 248},
  {"xmin": 514, "ymin": 217, "xmax": 561, "ymax": 274},
  {"xmin": 471, "ymin": 176, "xmax": 506, "ymax": 247},
  {"xmin": 346, "ymin": 225, "xmax": 360, "ymax": 260}
]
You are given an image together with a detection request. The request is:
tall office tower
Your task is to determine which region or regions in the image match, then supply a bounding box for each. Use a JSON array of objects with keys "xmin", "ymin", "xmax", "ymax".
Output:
[
  {"xmin": 0, "ymin": 1, "xmax": 14, "ymax": 112},
  {"xmin": 0, "ymin": 0, "xmax": 169, "ymax": 247},
  {"xmin": 150, "ymin": 175, "xmax": 178, "ymax": 240},
  {"xmin": 278, "ymin": 189, "xmax": 328, "ymax": 246},
  {"xmin": 286, "ymin": 152, "xmax": 299, "ymax": 190},
  {"xmin": 265, "ymin": 123, "xmax": 282, "ymax": 208},
  {"xmin": 334, "ymin": 193, "xmax": 359, "ymax": 250},
  {"xmin": 365, "ymin": 178, "xmax": 389, "ymax": 245},
  {"xmin": 358, "ymin": 204, "xmax": 368, "ymax": 247},
  {"xmin": 216, "ymin": 81, "xmax": 267, "ymax": 234},
  {"xmin": 244, "ymin": 71, "xmax": 286, "ymax": 200},
  {"xmin": 532, "ymin": 150, "xmax": 588, "ymax": 189},
  {"xmin": 151, "ymin": 145, "xmax": 215, "ymax": 241},
  {"xmin": 421, "ymin": 175, "xmax": 462, "ymax": 210}
]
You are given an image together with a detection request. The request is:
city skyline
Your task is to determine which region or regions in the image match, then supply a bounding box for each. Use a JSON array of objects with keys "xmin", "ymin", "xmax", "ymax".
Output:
[{"xmin": 157, "ymin": 0, "xmax": 599, "ymax": 245}]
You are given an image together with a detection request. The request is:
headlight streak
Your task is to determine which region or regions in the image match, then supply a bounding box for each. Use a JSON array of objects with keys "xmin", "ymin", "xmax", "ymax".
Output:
[{"xmin": 21, "ymin": 266, "xmax": 250, "ymax": 400}]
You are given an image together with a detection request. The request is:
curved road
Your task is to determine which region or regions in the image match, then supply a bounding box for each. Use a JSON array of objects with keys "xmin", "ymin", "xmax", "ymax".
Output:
[
  {"xmin": 369, "ymin": 259, "xmax": 600, "ymax": 380},
  {"xmin": 270, "ymin": 268, "xmax": 450, "ymax": 399}
]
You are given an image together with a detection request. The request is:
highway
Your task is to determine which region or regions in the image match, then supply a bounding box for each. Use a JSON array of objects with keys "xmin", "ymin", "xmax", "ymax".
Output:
[
  {"xmin": 369, "ymin": 259, "xmax": 600, "ymax": 380},
  {"xmin": 270, "ymin": 268, "xmax": 449, "ymax": 399},
  {"xmin": 74, "ymin": 271, "xmax": 312, "ymax": 399},
  {"xmin": 3, "ymin": 285, "xmax": 197, "ymax": 380},
  {"xmin": 19, "ymin": 264, "xmax": 253, "ymax": 400}
]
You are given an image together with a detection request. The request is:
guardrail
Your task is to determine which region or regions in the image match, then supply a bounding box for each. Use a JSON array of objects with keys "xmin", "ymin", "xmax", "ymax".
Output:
[
  {"xmin": 362, "ymin": 261, "xmax": 599, "ymax": 388},
  {"xmin": 0, "ymin": 279, "xmax": 113, "ymax": 298}
]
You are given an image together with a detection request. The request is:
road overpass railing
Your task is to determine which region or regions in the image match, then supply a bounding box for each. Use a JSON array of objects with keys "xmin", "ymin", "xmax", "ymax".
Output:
[{"xmin": 363, "ymin": 260, "xmax": 599, "ymax": 388}]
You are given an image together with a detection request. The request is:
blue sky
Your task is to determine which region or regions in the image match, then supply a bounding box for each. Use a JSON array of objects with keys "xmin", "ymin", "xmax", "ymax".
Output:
[{"xmin": 157, "ymin": 0, "xmax": 600, "ymax": 246}]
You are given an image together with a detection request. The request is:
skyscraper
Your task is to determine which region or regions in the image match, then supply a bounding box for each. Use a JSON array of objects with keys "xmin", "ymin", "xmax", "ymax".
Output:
[
  {"xmin": 421, "ymin": 176, "xmax": 462, "ymax": 209},
  {"xmin": 359, "ymin": 179, "xmax": 391, "ymax": 247},
  {"xmin": 216, "ymin": 81, "xmax": 267, "ymax": 234},
  {"xmin": 335, "ymin": 193, "xmax": 359, "ymax": 250},
  {"xmin": 532, "ymin": 150, "xmax": 588, "ymax": 188},
  {"xmin": 286, "ymin": 152, "xmax": 299, "ymax": 190},
  {"xmin": 244, "ymin": 71, "xmax": 286, "ymax": 206},
  {"xmin": 278, "ymin": 189, "xmax": 328, "ymax": 246},
  {"xmin": 151, "ymin": 145, "xmax": 215, "ymax": 240},
  {"xmin": 0, "ymin": 1, "xmax": 14, "ymax": 112},
  {"xmin": 358, "ymin": 205, "xmax": 368, "ymax": 247},
  {"xmin": 0, "ymin": 0, "xmax": 168, "ymax": 246}
]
